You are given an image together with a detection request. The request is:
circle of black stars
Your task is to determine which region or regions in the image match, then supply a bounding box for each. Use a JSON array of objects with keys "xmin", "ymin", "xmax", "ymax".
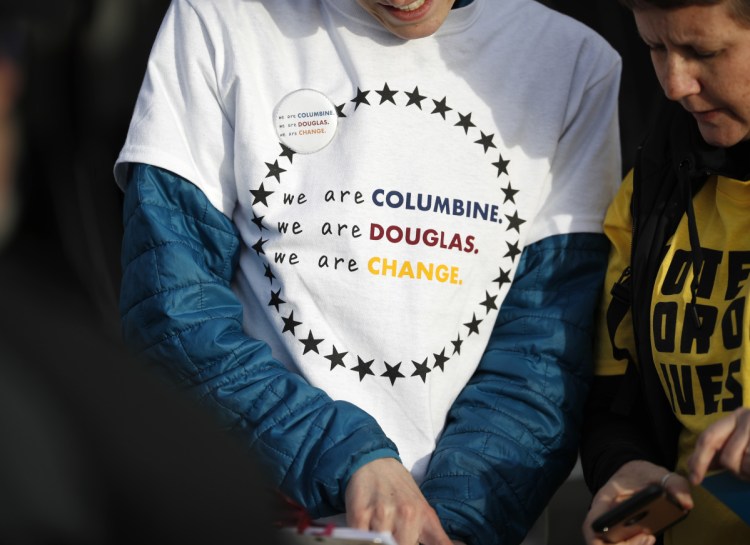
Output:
[{"xmin": 249, "ymin": 83, "xmax": 524, "ymax": 387}]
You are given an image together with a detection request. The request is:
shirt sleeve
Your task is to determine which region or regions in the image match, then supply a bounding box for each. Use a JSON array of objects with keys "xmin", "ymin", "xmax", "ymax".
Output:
[
  {"xmin": 114, "ymin": 0, "xmax": 237, "ymax": 216},
  {"xmin": 525, "ymin": 38, "xmax": 622, "ymax": 243}
]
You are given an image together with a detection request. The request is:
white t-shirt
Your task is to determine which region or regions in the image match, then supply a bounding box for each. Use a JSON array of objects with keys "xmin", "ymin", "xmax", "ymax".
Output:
[{"xmin": 116, "ymin": 0, "xmax": 621, "ymax": 479}]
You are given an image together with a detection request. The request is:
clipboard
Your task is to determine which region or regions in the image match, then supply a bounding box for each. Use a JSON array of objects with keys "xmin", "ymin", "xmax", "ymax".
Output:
[{"xmin": 279, "ymin": 526, "xmax": 398, "ymax": 545}]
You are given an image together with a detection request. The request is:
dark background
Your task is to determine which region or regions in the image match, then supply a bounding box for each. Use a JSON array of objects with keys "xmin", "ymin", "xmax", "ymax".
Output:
[{"xmin": 1, "ymin": 0, "xmax": 172, "ymax": 341}]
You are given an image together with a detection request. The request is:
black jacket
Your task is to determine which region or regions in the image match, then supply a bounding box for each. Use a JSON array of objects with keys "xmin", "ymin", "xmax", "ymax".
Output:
[{"xmin": 581, "ymin": 97, "xmax": 750, "ymax": 493}]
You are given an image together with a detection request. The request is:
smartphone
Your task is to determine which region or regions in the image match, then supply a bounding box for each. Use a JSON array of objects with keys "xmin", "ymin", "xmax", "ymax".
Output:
[{"xmin": 591, "ymin": 483, "xmax": 689, "ymax": 543}]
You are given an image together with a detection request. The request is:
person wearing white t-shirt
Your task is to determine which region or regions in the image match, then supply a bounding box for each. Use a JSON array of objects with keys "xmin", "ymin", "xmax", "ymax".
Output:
[{"xmin": 114, "ymin": 1, "xmax": 622, "ymax": 543}]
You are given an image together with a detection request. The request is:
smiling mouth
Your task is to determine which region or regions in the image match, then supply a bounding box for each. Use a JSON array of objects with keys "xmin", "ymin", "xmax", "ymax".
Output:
[
  {"xmin": 390, "ymin": 0, "xmax": 427, "ymax": 10},
  {"xmin": 379, "ymin": 0, "xmax": 430, "ymax": 17}
]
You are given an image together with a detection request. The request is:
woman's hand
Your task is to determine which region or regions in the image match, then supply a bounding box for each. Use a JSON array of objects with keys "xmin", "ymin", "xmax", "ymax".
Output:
[
  {"xmin": 582, "ymin": 460, "xmax": 693, "ymax": 545},
  {"xmin": 688, "ymin": 407, "xmax": 750, "ymax": 485},
  {"xmin": 345, "ymin": 458, "xmax": 453, "ymax": 545}
]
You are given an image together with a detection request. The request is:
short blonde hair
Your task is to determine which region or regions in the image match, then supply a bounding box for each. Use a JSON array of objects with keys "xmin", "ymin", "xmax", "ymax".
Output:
[{"xmin": 618, "ymin": 0, "xmax": 750, "ymax": 25}]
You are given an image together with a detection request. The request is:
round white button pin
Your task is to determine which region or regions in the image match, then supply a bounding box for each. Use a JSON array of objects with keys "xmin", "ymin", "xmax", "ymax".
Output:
[{"xmin": 273, "ymin": 89, "xmax": 339, "ymax": 154}]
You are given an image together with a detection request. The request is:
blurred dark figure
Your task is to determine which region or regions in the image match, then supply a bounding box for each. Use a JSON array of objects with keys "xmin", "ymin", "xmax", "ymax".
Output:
[
  {"xmin": 0, "ymin": 258, "xmax": 282, "ymax": 545},
  {"xmin": 0, "ymin": 3, "xmax": 281, "ymax": 544},
  {"xmin": 1, "ymin": 0, "xmax": 173, "ymax": 340},
  {"xmin": 539, "ymin": 0, "xmax": 662, "ymax": 174}
]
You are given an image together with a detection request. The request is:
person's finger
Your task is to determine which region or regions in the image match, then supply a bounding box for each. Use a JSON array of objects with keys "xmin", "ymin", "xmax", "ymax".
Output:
[
  {"xmin": 416, "ymin": 511, "xmax": 453, "ymax": 545},
  {"xmin": 585, "ymin": 532, "xmax": 652, "ymax": 545},
  {"xmin": 688, "ymin": 416, "xmax": 735, "ymax": 484},
  {"xmin": 583, "ymin": 515, "xmax": 657, "ymax": 545},
  {"xmin": 659, "ymin": 472, "xmax": 693, "ymax": 510},
  {"xmin": 381, "ymin": 502, "xmax": 418, "ymax": 545},
  {"xmin": 345, "ymin": 486, "xmax": 373, "ymax": 531},
  {"xmin": 717, "ymin": 410, "xmax": 750, "ymax": 477},
  {"xmin": 368, "ymin": 503, "xmax": 398, "ymax": 534},
  {"xmin": 389, "ymin": 522, "xmax": 418, "ymax": 545},
  {"xmin": 615, "ymin": 535, "xmax": 657, "ymax": 545},
  {"xmin": 346, "ymin": 507, "xmax": 371, "ymax": 530}
]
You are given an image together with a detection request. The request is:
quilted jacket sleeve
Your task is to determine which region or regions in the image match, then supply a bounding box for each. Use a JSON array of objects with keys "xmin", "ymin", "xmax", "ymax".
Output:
[
  {"xmin": 420, "ymin": 233, "xmax": 609, "ymax": 545},
  {"xmin": 119, "ymin": 163, "xmax": 399, "ymax": 517}
]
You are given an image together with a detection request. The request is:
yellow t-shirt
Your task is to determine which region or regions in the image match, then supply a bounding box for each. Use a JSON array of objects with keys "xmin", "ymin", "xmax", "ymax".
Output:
[{"xmin": 595, "ymin": 171, "xmax": 750, "ymax": 544}]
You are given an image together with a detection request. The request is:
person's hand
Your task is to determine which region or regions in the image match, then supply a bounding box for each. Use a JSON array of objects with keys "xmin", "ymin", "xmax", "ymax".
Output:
[
  {"xmin": 582, "ymin": 460, "xmax": 693, "ymax": 545},
  {"xmin": 345, "ymin": 457, "xmax": 453, "ymax": 545},
  {"xmin": 688, "ymin": 407, "xmax": 750, "ymax": 485}
]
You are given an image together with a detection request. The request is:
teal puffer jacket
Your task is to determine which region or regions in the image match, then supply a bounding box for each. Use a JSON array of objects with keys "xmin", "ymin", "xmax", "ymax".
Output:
[{"xmin": 120, "ymin": 163, "xmax": 608, "ymax": 545}]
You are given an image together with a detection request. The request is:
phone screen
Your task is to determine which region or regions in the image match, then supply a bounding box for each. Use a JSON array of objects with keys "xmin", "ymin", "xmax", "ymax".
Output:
[{"xmin": 591, "ymin": 484, "xmax": 689, "ymax": 543}]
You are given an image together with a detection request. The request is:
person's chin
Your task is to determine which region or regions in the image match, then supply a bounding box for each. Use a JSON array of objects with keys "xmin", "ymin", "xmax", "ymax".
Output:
[
  {"xmin": 387, "ymin": 21, "xmax": 441, "ymax": 39},
  {"xmin": 376, "ymin": 0, "xmax": 446, "ymax": 39},
  {"xmin": 695, "ymin": 115, "xmax": 747, "ymax": 148}
]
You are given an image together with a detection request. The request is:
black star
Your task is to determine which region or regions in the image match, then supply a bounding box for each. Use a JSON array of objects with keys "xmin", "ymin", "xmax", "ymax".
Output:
[
  {"xmin": 431, "ymin": 96, "xmax": 452, "ymax": 119},
  {"xmin": 493, "ymin": 153, "xmax": 511, "ymax": 177},
  {"xmin": 464, "ymin": 313, "xmax": 483, "ymax": 336},
  {"xmin": 351, "ymin": 356, "xmax": 375, "ymax": 381},
  {"xmin": 480, "ymin": 291, "xmax": 498, "ymax": 314},
  {"xmin": 268, "ymin": 289, "xmax": 285, "ymax": 312},
  {"xmin": 279, "ymin": 143, "xmax": 296, "ymax": 164},
  {"xmin": 300, "ymin": 330, "xmax": 323, "ymax": 355},
  {"xmin": 335, "ymin": 103, "xmax": 347, "ymax": 118},
  {"xmin": 376, "ymin": 82, "xmax": 398, "ymax": 105},
  {"xmin": 474, "ymin": 132, "xmax": 497, "ymax": 153},
  {"xmin": 264, "ymin": 264, "xmax": 276, "ymax": 283},
  {"xmin": 405, "ymin": 86, "xmax": 426, "ymax": 109},
  {"xmin": 493, "ymin": 267, "xmax": 511, "ymax": 289},
  {"xmin": 265, "ymin": 160, "xmax": 286, "ymax": 182},
  {"xmin": 501, "ymin": 181, "xmax": 518, "ymax": 204},
  {"xmin": 505, "ymin": 240, "xmax": 521, "ymax": 262},
  {"xmin": 411, "ymin": 358, "xmax": 431, "ymax": 383},
  {"xmin": 351, "ymin": 87, "xmax": 370, "ymax": 110},
  {"xmin": 451, "ymin": 334, "xmax": 463, "ymax": 355},
  {"xmin": 251, "ymin": 213, "xmax": 268, "ymax": 232},
  {"xmin": 281, "ymin": 311, "xmax": 301, "ymax": 335},
  {"xmin": 325, "ymin": 345, "xmax": 348, "ymax": 370},
  {"xmin": 455, "ymin": 112, "xmax": 476, "ymax": 134},
  {"xmin": 381, "ymin": 361, "xmax": 405, "ymax": 386},
  {"xmin": 433, "ymin": 349, "xmax": 450, "ymax": 372},
  {"xmin": 250, "ymin": 182, "xmax": 274, "ymax": 207},
  {"xmin": 505, "ymin": 211, "xmax": 526, "ymax": 233},
  {"xmin": 251, "ymin": 237, "xmax": 268, "ymax": 256}
]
